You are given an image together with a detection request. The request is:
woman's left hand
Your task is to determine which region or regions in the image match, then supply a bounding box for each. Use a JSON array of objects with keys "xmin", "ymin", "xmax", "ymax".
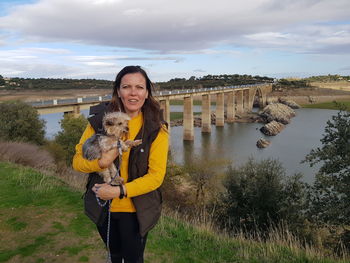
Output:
[{"xmin": 92, "ymin": 183, "xmax": 119, "ymax": 200}]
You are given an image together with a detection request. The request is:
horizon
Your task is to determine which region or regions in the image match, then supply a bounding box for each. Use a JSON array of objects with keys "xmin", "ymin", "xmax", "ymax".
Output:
[{"xmin": 0, "ymin": 0, "xmax": 350, "ymax": 81}]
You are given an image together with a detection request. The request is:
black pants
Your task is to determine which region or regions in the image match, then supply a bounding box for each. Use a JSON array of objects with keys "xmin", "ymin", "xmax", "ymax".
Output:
[{"xmin": 97, "ymin": 212, "xmax": 147, "ymax": 263}]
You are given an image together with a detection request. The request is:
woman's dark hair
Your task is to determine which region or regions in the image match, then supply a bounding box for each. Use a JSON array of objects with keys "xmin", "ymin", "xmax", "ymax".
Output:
[{"xmin": 109, "ymin": 65, "xmax": 162, "ymax": 128}]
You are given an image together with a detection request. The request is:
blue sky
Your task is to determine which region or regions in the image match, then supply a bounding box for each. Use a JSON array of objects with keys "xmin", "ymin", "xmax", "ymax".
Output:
[{"xmin": 0, "ymin": 0, "xmax": 349, "ymax": 81}]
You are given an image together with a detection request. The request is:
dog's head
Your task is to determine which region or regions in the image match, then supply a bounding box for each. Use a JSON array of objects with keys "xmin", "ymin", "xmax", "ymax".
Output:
[{"xmin": 102, "ymin": 112, "xmax": 130, "ymax": 138}]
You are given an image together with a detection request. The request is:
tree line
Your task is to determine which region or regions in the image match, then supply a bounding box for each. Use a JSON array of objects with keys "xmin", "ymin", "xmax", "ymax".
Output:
[{"xmin": 0, "ymin": 74, "xmax": 273, "ymax": 91}]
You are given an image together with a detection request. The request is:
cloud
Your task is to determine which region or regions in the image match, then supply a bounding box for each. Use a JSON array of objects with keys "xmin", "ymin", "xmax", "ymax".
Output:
[
  {"xmin": 339, "ymin": 66, "xmax": 350, "ymax": 71},
  {"xmin": 193, "ymin": 69, "xmax": 206, "ymax": 73},
  {"xmin": 0, "ymin": 0, "xmax": 349, "ymax": 54}
]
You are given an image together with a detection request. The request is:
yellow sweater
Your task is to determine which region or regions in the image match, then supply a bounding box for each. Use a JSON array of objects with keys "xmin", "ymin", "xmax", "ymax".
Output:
[{"xmin": 72, "ymin": 112, "xmax": 169, "ymax": 212}]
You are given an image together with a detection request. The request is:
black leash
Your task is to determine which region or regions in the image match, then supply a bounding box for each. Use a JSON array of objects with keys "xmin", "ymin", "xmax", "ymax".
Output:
[{"xmin": 95, "ymin": 140, "xmax": 123, "ymax": 263}]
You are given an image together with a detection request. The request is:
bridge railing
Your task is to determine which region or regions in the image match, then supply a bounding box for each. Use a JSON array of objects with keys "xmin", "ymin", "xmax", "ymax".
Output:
[{"xmin": 29, "ymin": 83, "xmax": 268, "ymax": 108}]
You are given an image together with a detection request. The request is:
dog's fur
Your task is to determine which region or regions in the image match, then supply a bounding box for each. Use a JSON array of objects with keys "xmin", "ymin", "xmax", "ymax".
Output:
[{"xmin": 83, "ymin": 112, "xmax": 142, "ymax": 185}]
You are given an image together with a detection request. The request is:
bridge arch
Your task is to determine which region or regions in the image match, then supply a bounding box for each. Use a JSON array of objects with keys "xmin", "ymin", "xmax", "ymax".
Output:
[{"xmin": 248, "ymin": 85, "xmax": 271, "ymax": 111}]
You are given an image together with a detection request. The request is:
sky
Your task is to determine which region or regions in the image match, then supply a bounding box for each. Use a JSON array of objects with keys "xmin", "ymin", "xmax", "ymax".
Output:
[{"xmin": 0, "ymin": 0, "xmax": 349, "ymax": 82}]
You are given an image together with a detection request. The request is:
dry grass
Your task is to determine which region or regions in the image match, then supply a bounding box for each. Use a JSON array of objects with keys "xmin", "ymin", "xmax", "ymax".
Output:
[
  {"xmin": 161, "ymin": 207, "xmax": 349, "ymax": 262},
  {"xmin": 311, "ymin": 81, "xmax": 350, "ymax": 92},
  {"xmin": 0, "ymin": 141, "xmax": 55, "ymax": 171},
  {"xmin": 0, "ymin": 141, "xmax": 87, "ymax": 191}
]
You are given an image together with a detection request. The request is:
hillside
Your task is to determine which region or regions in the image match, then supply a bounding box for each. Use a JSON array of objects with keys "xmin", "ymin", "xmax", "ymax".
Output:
[{"xmin": 0, "ymin": 162, "xmax": 348, "ymax": 263}]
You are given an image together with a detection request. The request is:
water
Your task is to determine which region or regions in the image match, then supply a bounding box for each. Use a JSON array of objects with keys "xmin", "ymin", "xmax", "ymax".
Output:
[
  {"xmin": 41, "ymin": 108, "xmax": 338, "ymax": 183},
  {"xmin": 169, "ymin": 108, "xmax": 337, "ymax": 183}
]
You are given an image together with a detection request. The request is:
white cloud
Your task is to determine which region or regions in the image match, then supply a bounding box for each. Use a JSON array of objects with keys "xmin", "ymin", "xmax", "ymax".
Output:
[
  {"xmin": 123, "ymin": 8, "xmax": 144, "ymax": 16},
  {"xmin": 0, "ymin": 0, "xmax": 349, "ymax": 54}
]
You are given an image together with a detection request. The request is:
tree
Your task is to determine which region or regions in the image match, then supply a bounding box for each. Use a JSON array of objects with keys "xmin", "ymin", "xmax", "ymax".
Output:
[
  {"xmin": 184, "ymin": 157, "xmax": 228, "ymax": 208},
  {"xmin": 216, "ymin": 158, "xmax": 308, "ymax": 234},
  {"xmin": 0, "ymin": 100, "xmax": 46, "ymax": 145},
  {"xmin": 0, "ymin": 75, "xmax": 5, "ymax": 86},
  {"xmin": 303, "ymin": 105, "xmax": 350, "ymax": 224},
  {"xmin": 55, "ymin": 113, "xmax": 88, "ymax": 166}
]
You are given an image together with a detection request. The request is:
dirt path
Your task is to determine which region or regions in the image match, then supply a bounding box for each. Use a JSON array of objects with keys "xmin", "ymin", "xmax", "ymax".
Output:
[{"xmin": 0, "ymin": 89, "xmax": 112, "ymax": 102}]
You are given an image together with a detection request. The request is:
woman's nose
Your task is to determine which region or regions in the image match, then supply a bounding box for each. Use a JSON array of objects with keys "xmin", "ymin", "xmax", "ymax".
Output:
[{"xmin": 130, "ymin": 87, "xmax": 137, "ymax": 95}]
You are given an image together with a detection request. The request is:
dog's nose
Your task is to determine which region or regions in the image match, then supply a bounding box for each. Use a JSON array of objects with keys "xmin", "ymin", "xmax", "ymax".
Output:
[{"xmin": 126, "ymin": 127, "xmax": 129, "ymax": 132}]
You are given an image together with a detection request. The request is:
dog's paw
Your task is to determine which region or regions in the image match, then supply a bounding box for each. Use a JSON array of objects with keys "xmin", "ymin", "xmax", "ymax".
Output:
[
  {"xmin": 133, "ymin": 139, "xmax": 142, "ymax": 146},
  {"xmin": 110, "ymin": 176, "xmax": 124, "ymax": 186},
  {"xmin": 125, "ymin": 139, "xmax": 142, "ymax": 147}
]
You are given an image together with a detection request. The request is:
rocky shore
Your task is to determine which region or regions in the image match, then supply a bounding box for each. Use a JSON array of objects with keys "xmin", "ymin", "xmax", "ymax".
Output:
[
  {"xmin": 255, "ymin": 99, "xmax": 300, "ymax": 148},
  {"xmin": 170, "ymin": 98, "xmax": 300, "ymax": 149}
]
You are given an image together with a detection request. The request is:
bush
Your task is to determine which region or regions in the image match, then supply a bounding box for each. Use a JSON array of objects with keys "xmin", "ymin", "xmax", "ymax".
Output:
[
  {"xmin": 0, "ymin": 100, "xmax": 46, "ymax": 145},
  {"xmin": 216, "ymin": 158, "xmax": 308, "ymax": 235},
  {"xmin": 54, "ymin": 113, "xmax": 88, "ymax": 166}
]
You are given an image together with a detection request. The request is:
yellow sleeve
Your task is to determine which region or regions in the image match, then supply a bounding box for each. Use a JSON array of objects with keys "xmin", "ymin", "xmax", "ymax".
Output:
[
  {"xmin": 72, "ymin": 123, "xmax": 104, "ymax": 173},
  {"xmin": 125, "ymin": 127, "xmax": 169, "ymax": 198}
]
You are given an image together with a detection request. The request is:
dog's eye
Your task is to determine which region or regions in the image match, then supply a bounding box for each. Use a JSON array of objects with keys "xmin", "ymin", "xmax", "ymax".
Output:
[
  {"xmin": 106, "ymin": 121, "xmax": 113, "ymax": 126},
  {"xmin": 118, "ymin": 122, "xmax": 123, "ymax": 126}
]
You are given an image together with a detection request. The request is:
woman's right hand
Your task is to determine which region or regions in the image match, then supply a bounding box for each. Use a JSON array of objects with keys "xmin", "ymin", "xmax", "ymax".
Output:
[{"xmin": 98, "ymin": 148, "xmax": 118, "ymax": 169}]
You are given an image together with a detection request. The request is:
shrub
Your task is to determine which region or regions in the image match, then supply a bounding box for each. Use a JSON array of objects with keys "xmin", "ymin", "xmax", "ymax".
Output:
[
  {"xmin": 0, "ymin": 100, "xmax": 46, "ymax": 145},
  {"xmin": 216, "ymin": 158, "xmax": 308, "ymax": 235},
  {"xmin": 54, "ymin": 114, "xmax": 88, "ymax": 166}
]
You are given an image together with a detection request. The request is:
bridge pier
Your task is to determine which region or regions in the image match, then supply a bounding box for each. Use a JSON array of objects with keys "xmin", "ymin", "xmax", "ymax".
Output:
[
  {"xmin": 159, "ymin": 98, "xmax": 170, "ymax": 127},
  {"xmin": 183, "ymin": 95, "xmax": 194, "ymax": 141},
  {"xmin": 243, "ymin": 89, "xmax": 250, "ymax": 112},
  {"xmin": 236, "ymin": 90, "xmax": 244, "ymax": 115},
  {"xmin": 159, "ymin": 98, "xmax": 171, "ymax": 146},
  {"xmin": 226, "ymin": 91, "xmax": 235, "ymax": 123},
  {"xmin": 64, "ymin": 105, "xmax": 81, "ymax": 117},
  {"xmin": 201, "ymin": 94, "xmax": 211, "ymax": 133},
  {"xmin": 216, "ymin": 92, "xmax": 224, "ymax": 126}
]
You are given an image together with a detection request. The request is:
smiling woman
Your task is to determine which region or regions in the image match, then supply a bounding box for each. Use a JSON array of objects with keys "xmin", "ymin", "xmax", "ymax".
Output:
[
  {"xmin": 73, "ymin": 65, "xmax": 169, "ymax": 263},
  {"xmin": 117, "ymin": 72, "xmax": 149, "ymax": 118}
]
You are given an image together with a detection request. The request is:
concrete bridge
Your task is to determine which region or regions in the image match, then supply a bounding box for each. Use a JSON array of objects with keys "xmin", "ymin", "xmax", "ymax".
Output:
[{"xmin": 31, "ymin": 84, "xmax": 272, "ymax": 140}]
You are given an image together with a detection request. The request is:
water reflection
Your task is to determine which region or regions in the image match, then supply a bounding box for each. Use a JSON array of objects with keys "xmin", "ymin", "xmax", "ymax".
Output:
[{"xmin": 170, "ymin": 109, "xmax": 338, "ymax": 183}]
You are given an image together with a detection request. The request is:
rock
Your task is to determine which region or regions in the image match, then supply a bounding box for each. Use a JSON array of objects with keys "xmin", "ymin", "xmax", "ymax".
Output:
[
  {"xmin": 260, "ymin": 121, "xmax": 285, "ymax": 136},
  {"xmin": 308, "ymin": 96, "xmax": 316, "ymax": 103},
  {"xmin": 259, "ymin": 103, "xmax": 296, "ymax": 124},
  {"xmin": 170, "ymin": 119, "xmax": 183, "ymax": 127},
  {"xmin": 256, "ymin": 138, "xmax": 271, "ymax": 148},
  {"xmin": 278, "ymin": 97, "xmax": 300, "ymax": 109}
]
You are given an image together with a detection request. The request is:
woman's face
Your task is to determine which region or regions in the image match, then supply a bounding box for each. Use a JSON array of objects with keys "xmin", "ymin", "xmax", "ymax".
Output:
[{"xmin": 118, "ymin": 72, "xmax": 148, "ymax": 118}]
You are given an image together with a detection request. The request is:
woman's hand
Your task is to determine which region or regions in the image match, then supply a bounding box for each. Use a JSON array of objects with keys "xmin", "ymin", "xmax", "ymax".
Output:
[
  {"xmin": 92, "ymin": 183, "xmax": 120, "ymax": 200},
  {"xmin": 98, "ymin": 148, "xmax": 118, "ymax": 169}
]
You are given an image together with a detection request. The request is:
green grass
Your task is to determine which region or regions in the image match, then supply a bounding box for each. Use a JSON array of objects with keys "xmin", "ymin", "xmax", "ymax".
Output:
[
  {"xmin": 0, "ymin": 161, "xmax": 348, "ymax": 263},
  {"xmin": 170, "ymin": 99, "xmax": 216, "ymax": 106},
  {"xmin": 170, "ymin": 112, "xmax": 201, "ymax": 121},
  {"xmin": 302, "ymin": 100, "xmax": 350, "ymax": 110},
  {"xmin": 0, "ymin": 162, "xmax": 102, "ymax": 263},
  {"xmin": 170, "ymin": 100, "xmax": 202, "ymax": 106}
]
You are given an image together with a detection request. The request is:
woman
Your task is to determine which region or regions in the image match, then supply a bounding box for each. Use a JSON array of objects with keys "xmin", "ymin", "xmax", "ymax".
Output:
[{"xmin": 73, "ymin": 65, "xmax": 169, "ymax": 263}]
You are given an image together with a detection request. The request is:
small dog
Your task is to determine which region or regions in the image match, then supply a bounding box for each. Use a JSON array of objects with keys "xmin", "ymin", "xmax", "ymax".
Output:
[{"xmin": 83, "ymin": 112, "xmax": 142, "ymax": 185}]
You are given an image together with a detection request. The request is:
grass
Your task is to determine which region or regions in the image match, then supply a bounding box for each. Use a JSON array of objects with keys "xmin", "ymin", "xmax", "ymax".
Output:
[
  {"xmin": 0, "ymin": 161, "xmax": 348, "ymax": 263},
  {"xmin": 0, "ymin": 162, "xmax": 103, "ymax": 263},
  {"xmin": 171, "ymin": 100, "xmax": 202, "ymax": 106},
  {"xmin": 170, "ymin": 112, "xmax": 201, "ymax": 121},
  {"xmin": 170, "ymin": 99, "xmax": 216, "ymax": 106},
  {"xmin": 302, "ymin": 100, "xmax": 350, "ymax": 110}
]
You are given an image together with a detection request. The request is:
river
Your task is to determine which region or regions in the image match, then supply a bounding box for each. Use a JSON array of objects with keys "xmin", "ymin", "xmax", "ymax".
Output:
[{"xmin": 40, "ymin": 107, "xmax": 337, "ymax": 183}]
